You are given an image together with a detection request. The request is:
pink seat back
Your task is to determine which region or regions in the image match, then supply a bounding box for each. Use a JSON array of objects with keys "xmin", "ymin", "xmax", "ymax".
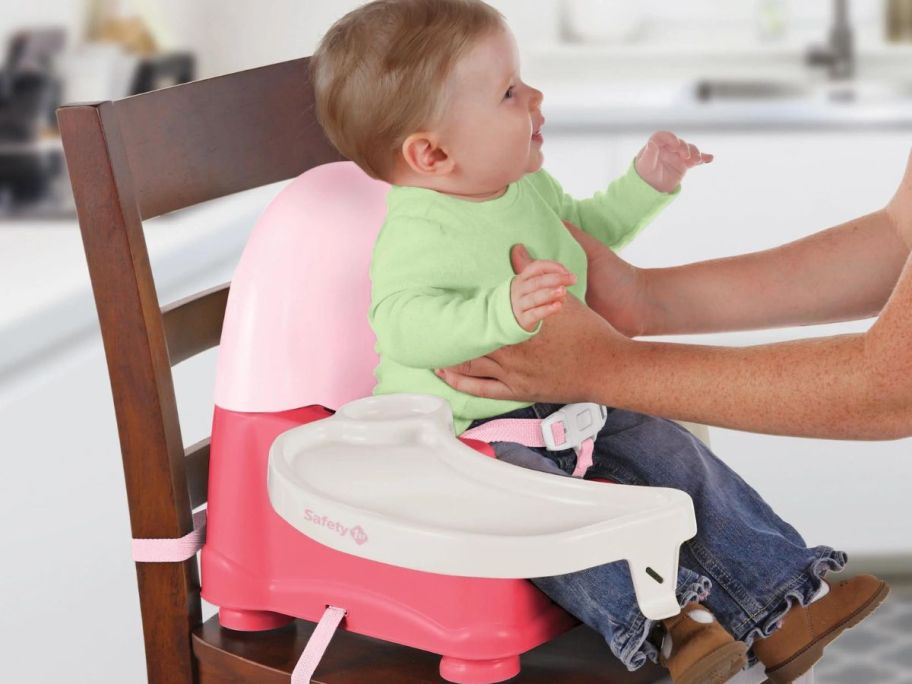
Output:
[{"xmin": 214, "ymin": 161, "xmax": 390, "ymax": 412}]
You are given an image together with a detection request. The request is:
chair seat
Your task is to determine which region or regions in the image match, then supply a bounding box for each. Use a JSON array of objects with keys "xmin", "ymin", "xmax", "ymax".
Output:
[
  {"xmin": 269, "ymin": 394, "xmax": 697, "ymax": 620},
  {"xmin": 192, "ymin": 617, "xmax": 665, "ymax": 683}
]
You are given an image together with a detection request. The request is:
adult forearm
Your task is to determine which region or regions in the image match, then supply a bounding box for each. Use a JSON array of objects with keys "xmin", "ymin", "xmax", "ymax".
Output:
[
  {"xmin": 437, "ymin": 257, "xmax": 912, "ymax": 439},
  {"xmin": 603, "ymin": 245, "xmax": 912, "ymax": 439},
  {"xmin": 638, "ymin": 209, "xmax": 908, "ymax": 335},
  {"xmin": 598, "ymin": 332, "xmax": 911, "ymax": 440}
]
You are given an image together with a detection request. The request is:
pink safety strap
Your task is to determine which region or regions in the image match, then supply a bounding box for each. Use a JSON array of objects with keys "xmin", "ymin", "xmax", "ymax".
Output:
[
  {"xmin": 291, "ymin": 605, "xmax": 348, "ymax": 684},
  {"xmin": 572, "ymin": 438, "xmax": 594, "ymax": 478},
  {"xmin": 461, "ymin": 417, "xmax": 557, "ymax": 447},
  {"xmin": 461, "ymin": 419, "xmax": 595, "ymax": 477},
  {"xmin": 131, "ymin": 509, "xmax": 207, "ymax": 562},
  {"xmin": 131, "ymin": 511, "xmax": 348, "ymax": 682}
]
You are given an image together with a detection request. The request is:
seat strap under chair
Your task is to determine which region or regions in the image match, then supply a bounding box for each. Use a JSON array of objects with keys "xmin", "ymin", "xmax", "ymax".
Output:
[
  {"xmin": 131, "ymin": 508, "xmax": 207, "ymax": 562},
  {"xmin": 291, "ymin": 606, "xmax": 348, "ymax": 683},
  {"xmin": 130, "ymin": 508, "xmax": 346, "ymax": 683}
]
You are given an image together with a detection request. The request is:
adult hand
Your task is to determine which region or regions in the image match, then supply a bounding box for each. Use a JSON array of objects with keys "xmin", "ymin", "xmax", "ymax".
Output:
[
  {"xmin": 561, "ymin": 220, "xmax": 649, "ymax": 337},
  {"xmin": 435, "ymin": 244, "xmax": 630, "ymax": 403}
]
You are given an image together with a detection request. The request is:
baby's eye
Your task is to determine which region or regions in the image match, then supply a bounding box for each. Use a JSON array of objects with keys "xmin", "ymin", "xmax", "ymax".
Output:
[{"xmin": 504, "ymin": 85, "xmax": 515, "ymax": 100}]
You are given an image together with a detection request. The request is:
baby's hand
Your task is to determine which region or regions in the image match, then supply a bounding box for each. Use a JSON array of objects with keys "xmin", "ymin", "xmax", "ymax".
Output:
[
  {"xmin": 635, "ymin": 131, "xmax": 713, "ymax": 194},
  {"xmin": 510, "ymin": 259, "xmax": 577, "ymax": 332}
]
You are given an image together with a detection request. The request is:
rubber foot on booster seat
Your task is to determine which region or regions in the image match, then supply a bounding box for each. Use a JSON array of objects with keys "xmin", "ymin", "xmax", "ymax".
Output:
[
  {"xmin": 219, "ymin": 607, "xmax": 294, "ymax": 631},
  {"xmin": 439, "ymin": 654, "xmax": 521, "ymax": 684}
]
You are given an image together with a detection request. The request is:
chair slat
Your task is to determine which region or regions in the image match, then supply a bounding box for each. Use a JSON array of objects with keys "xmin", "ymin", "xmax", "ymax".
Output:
[
  {"xmin": 115, "ymin": 57, "xmax": 342, "ymax": 220},
  {"xmin": 185, "ymin": 439, "xmax": 210, "ymax": 510},
  {"xmin": 162, "ymin": 284, "xmax": 229, "ymax": 366}
]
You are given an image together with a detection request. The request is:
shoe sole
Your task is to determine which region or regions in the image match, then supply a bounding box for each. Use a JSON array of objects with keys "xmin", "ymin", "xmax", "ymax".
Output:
[
  {"xmin": 762, "ymin": 580, "xmax": 890, "ymax": 684},
  {"xmin": 678, "ymin": 641, "xmax": 748, "ymax": 684}
]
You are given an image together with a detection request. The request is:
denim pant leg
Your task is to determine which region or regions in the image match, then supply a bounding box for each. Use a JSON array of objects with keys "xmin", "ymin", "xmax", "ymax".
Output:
[
  {"xmin": 466, "ymin": 404, "xmax": 712, "ymax": 671},
  {"xmin": 580, "ymin": 407, "xmax": 847, "ymax": 655}
]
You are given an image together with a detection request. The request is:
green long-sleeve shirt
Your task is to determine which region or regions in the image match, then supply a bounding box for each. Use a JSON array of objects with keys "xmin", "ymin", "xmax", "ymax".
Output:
[{"xmin": 369, "ymin": 162, "xmax": 678, "ymax": 435}]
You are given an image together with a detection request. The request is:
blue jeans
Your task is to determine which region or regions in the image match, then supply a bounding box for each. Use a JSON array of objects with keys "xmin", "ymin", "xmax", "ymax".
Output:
[{"xmin": 467, "ymin": 403, "xmax": 846, "ymax": 671}]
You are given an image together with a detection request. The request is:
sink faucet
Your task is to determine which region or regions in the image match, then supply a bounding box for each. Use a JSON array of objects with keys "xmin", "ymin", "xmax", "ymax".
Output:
[{"xmin": 806, "ymin": 0, "xmax": 854, "ymax": 79}]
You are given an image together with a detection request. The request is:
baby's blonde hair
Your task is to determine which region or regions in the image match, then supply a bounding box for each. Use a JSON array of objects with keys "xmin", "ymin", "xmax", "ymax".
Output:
[{"xmin": 311, "ymin": 0, "xmax": 504, "ymax": 181}]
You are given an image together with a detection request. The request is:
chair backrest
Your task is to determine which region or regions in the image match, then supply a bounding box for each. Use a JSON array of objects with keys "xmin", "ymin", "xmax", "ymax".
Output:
[
  {"xmin": 214, "ymin": 161, "xmax": 390, "ymax": 413},
  {"xmin": 57, "ymin": 57, "xmax": 341, "ymax": 683}
]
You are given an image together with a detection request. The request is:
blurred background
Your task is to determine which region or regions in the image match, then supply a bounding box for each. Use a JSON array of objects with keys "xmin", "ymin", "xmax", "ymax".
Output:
[{"xmin": 1, "ymin": 1, "xmax": 911, "ymax": 682}]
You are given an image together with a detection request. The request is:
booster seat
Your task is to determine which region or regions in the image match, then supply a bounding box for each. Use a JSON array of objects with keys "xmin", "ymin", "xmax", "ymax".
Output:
[{"xmin": 201, "ymin": 161, "xmax": 698, "ymax": 683}]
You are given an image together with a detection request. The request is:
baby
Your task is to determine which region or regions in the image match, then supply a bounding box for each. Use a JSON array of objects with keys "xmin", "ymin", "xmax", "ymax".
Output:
[{"xmin": 311, "ymin": 1, "xmax": 888, "ymax": 682}]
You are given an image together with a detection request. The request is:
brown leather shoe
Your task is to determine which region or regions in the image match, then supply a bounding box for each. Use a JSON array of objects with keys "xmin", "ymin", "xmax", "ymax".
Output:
[
  {"xmin": 659, "ymin": 602, "xmax": 748, "ymax": 684},
  {"xmin": 753, "ymin": 574, "xmax": 890, "ymax": 684}
]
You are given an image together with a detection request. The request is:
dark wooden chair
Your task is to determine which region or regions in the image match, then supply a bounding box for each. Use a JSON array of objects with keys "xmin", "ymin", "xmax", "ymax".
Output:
[{"xmin": 57, "ymin": 57, "xmax": 663, "ymax": 684}]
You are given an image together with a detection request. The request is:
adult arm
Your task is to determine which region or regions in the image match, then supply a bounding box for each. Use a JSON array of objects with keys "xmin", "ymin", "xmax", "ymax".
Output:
[
  {"xmin": 567, "ymin": 209, "xmax": 907, "ymax": 338},
  {"xmin": 572, "ymin": 152, "xmax": 912, "ymax": 337},
  {"xmin": 437, "ymin": 260, "xmax": 912, "ymax": 440},
  {"xmin": 436, "ymin": 157, "xmax": 912, "ymax": 439},
  {"xmin": 610, "ymin": 244, "xmax": 912, "ymax": 440}
]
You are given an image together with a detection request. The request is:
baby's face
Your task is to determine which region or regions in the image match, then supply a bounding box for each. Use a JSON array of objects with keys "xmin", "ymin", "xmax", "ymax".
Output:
[{"xmin": 437, "ymin": 27, "xmax": 544, "ymax": 195}]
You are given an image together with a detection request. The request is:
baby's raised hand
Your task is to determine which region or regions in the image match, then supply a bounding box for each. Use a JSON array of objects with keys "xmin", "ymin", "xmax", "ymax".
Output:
[
  {"xmin": 510, "ymin": 259, "xmax": 577, "ymax": 332},
  {"xmin": 635, "ymin": 131, "xmax": 713, "ymax": 193}
]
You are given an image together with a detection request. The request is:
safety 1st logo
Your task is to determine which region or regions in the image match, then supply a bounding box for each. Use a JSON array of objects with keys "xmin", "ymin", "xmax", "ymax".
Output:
[{"xmin": 303, "ymin": 509, "xmax": 369, "ymax": 545}]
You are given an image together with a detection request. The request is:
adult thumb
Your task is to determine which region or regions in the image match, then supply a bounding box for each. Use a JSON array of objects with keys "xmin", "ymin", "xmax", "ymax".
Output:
[{"xmin": 510, "ymin": 243, "xmax": 532, "ymax": 274}]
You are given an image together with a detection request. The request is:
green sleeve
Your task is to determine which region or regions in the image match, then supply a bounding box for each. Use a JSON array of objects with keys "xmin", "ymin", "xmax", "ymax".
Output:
[
  {"xmin": 532, "ymin": 159, "xmax": 679, "ymax": 249},
  {"xmin": 369, "ymin": 217, "xmax": 540, "ymax": 369}
]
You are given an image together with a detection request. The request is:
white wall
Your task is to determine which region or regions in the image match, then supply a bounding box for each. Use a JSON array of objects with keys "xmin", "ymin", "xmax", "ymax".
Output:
[
  {"xmin": 176, "ymin": 0, "xmax": 886, "ymax": 80},
  {"xmin": 0, "ymin": 1, "xmax": 890, "ymax": 83},
  {"xmin": 176, "ymin": 0, "xmax": 562, "ymax": 80}
]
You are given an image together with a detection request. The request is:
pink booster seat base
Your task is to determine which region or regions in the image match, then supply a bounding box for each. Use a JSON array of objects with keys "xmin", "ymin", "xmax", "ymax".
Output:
[
  {"xmin": 201, "ymin": 162, "xmax": 582, "ymax": 683},
  {"xmin": 201, "ymin": 406, "xmax": 578, "ymax": 666}
]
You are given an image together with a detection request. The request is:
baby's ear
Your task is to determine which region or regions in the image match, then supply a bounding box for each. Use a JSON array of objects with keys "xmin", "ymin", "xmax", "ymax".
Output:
[{"xmin": 401, "ymin": 132, "xmax": 454, "ymax": 177}]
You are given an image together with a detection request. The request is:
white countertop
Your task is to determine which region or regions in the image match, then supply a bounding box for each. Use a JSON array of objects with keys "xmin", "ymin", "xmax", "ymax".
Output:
[
  {"xmin": 0, "ymin": 181, "xmax": 286, "ymax": 380},
  {"xmin": 527, "ymin": 43, "xmax": 912, "ymax": 131},
  {"xmin": 537, "ymin": 79, "xmax": 912, "ymax": 132}
]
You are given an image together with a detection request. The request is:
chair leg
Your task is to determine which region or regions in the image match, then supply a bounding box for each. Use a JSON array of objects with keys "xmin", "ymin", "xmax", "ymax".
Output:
[
  {"xmin": 218, "ymin": 607, "xmax": 294, "ymax": 631},
  {"xmin": 439, "ymin": 654, "xmax": 521, "ymax": 684}
]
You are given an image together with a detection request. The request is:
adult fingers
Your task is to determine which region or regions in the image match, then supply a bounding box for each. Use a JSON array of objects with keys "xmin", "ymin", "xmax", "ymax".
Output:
[
  {"xmin": 509, "ymin": 243, "xmax": 534, "ymax": 274},
  {"xmin": 436, "ymin": 370, "xmax": 513, "ymax": 400},
  {"xmin": 435, "ymin": 357, "xmax": 515, "ymax": 400}
]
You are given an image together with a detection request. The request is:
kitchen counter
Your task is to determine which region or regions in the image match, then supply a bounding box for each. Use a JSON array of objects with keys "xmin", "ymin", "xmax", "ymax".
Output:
[
  {"xmin": 537, "ymin": 79, "xmax": 912, "ymax": 132},
  {"xmin": 528, "ymin": 43, "xmax": 912, "ymax": 132},
  {"xmin": 0, "ymin": 180, "xmax": 286, "ymax": 383}
]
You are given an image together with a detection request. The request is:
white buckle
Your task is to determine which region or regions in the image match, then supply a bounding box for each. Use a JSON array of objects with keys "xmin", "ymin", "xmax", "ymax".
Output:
[{"xmin": 541, "ymin": 403, "xmax": 608, "ymax": 451}]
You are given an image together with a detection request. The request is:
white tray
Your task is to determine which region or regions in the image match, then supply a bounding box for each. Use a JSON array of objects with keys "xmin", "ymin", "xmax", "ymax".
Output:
[{"xmin": 268, "ymin": 393, "xmax": 697, "ymax": 619}]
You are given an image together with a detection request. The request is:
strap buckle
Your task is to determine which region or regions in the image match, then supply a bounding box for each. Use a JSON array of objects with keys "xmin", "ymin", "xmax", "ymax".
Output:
[{"xmin": 540, "ymin": 403, "xmax": 608, "ymax": 451}]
